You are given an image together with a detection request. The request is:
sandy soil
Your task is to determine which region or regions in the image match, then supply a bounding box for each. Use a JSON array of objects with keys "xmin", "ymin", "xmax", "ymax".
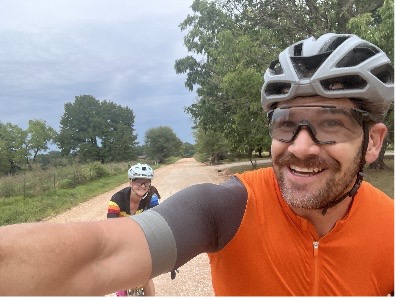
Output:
[{"xmin": 44, "ymin": 158, "xmax": 232, "ymax": 296}]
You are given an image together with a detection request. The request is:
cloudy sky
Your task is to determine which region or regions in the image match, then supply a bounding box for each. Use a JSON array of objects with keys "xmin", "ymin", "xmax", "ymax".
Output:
[{"xmin": 0, "ymin": 0, "xmax": 198, "ymax": 146}]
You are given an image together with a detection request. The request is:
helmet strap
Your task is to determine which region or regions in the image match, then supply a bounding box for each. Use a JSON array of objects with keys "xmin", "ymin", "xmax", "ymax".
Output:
[{"xmin": 321, "ymin": 122, "xmax": 369, "ymax": 215}]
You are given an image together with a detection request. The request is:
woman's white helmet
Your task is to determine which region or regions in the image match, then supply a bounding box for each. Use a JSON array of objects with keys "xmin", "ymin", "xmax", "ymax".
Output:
[
  {"xmin": 261, "ymin": 33, "xmax": 394, "ymax": 121},
  {"xmin": 128, "ymin": 163, "xmax": 154, "ymax": 180}
]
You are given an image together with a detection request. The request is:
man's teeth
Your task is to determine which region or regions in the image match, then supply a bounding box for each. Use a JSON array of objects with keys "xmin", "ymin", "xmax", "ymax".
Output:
[{"xmin": 290, "ymin": 165, "xmax": 323, "ymax": 173}]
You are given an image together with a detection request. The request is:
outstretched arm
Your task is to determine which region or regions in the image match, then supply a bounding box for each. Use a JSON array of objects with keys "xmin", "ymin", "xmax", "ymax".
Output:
[{"xmin": 0, "ymin": 217, "xmax": 152, "ymax": 296}]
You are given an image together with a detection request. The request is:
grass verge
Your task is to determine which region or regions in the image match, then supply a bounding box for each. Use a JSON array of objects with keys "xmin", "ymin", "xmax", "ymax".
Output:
[{"xmin": 0, "ymin": 173, "xmax": 126, "ymax": 226}]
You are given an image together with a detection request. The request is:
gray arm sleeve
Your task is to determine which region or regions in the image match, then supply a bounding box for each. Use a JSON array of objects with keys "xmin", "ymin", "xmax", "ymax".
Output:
[{"xmin": 131, "ymin": 176, "xmax": 247, "ymax": 278}]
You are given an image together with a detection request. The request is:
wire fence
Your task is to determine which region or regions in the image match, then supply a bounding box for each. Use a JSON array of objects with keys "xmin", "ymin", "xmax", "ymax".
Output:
[{"xmin": 0, "ymin": 161, "xmax": 130, "ymax": 199}]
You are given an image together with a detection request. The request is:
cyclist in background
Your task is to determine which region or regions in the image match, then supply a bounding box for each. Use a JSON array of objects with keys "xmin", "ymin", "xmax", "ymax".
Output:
[{"xmin": 107, "ymin": 163, "xmax": 160, "ymax": 296}]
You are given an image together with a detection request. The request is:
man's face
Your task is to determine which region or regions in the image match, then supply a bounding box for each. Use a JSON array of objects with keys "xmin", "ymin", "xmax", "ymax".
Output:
[{"xmin": 270, "ymin": 96, "xmax": 363, "ymax": 210}]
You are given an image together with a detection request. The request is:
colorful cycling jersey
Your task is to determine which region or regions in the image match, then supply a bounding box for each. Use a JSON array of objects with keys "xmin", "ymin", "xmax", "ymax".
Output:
[
  {"xmin": 107, "ymin": 186, "xmax": 160, "ymax": 218},
  {"xmin": 131, "ymin": 167, "xmax": 394, "ymax": 296}
]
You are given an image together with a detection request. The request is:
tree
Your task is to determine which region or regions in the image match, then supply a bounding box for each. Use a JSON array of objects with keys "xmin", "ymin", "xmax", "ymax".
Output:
[
  {"xmin": 181, "ymin": 142, "xmax": 196, "ymax": 158},
  {"xmin": 26, "ymin": 119, "xmax": 57, "ymax": 164},
  {"xmin": 99, "ymin": 100, "xmax": 138, "ymax": 162},
  {"xmin": 0, "ymin": 122, "xmax": 27, "ymax": 174},
  {"xmin": 219, "ymin": 0, "xmax": 385, "ymax": 38},
  {"xmin": 347, "ymin": 0, "xmax": 394, "ymax": 169},
  {"xmin": 177, "ymin": 0, "xmax": 392, "ymax": 164},
  {"xmin": 57, "ymin": 95, "xmax": 138, "ymax": 162},
  {"xmin": 57, "ymin": 95, "xmax": 102, "ymax": 159},
  {"xmin": 176, "ymin": 0, "xmax": 273, "ymax": 157},
  {"xmin": 35, "ymin": 151, "xmax": 64, "ymax": 169},
  {"xmin": 194, "ymin": 126, "xmax": 229, "ymax": 164},
  {"xmin": 144, "ymin": 126, "xmax": 183, "ymax": 163}
]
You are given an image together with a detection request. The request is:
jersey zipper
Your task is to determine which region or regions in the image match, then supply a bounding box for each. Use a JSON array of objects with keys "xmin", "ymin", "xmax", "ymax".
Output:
[{"xmin": 312, "ymin": 240, "xmax": 320, "ymax": 295}]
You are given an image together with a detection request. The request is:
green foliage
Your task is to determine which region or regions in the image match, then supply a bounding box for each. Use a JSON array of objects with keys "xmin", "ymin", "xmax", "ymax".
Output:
[
  {"xmin": 144, "ymin": 126, "xmax": 183, "ymax": 163},
  {"xmin": 177, "ymin": 1, "xmax": 275, "ymax": 158},
  {"xmin": 26, "ymin": 119, "xmax": 56, "ymax": 163},
  {"xmin": 57, "ymin": 95, "xmax": 138, "ymax": 163},
  {"xmin": 194, "ymin": 127, "xmax": 229, "ymax": 164},
  {"xmin": 346, "ymin": 0, "xmax": 394, "ymax": 168},
  {"xmin": 0, "ymin": 122, "xmax": 27, "ymax": 174},
  {"xmin": 89, "ymin": 162, "xmax": 109, "ymax": 179},
  {"xmin": 347, "ymin": 0, "xmax": 394, "ymax": 62},
  {"xmin": 35, "ymin": 151, "xmax": 71, "ymax": 169},
  {"xmin": 177, "ymin": 0, "xmax": 393, "ymax": 163},
  {"xmin": 0, "ymin": 160, "xmax": 164, "ymax": 225},
  {"xmin": 181, "ymin": 142, "xmax": 196, "ymax": 158},
  {"xmin": 0, "ymin": 172, "xmax": 127, "ymax": 226},
  {"xmin": 0, "ymin": 162, "xmax": 125, "ymax": 199}
]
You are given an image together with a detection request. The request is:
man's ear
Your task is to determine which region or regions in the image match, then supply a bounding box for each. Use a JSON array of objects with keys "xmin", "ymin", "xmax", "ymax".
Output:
[{"xmin": 365, "ymin": 123, "xmax": 388, "ymax": 164}]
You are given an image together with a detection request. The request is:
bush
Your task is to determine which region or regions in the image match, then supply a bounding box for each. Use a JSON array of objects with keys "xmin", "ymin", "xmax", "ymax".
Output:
[
  {"xmin": 89, "ymin": 162, "xmax": 109, "ymax": 179},
  {"xmin": 0, "ymin": 177, "xmax": 18, "ymax": 198}
]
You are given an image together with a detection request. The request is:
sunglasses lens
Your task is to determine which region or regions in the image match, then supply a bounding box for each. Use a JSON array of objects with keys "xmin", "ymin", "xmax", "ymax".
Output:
[
  {"xmin": 268, "ymin": 106, "xmax": 365, "ymax": 143},
  {"xmin": 133, "ymin": 180, "xmax": 150, "ymax": 187}
]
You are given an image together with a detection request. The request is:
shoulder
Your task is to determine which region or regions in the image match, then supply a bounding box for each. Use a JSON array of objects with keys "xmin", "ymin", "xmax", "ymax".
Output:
[
  {"xmin": 156, "ymin": 177, "xmax": 248, "ymax": 230},
  {"xmin": 111, "ymin": 187, "xmax": 131, "ymax": 202},
  {"xmin": 350, "ymin": 182, "xmax": 394, "ymax": 236},
  {"xmin": 357, "ymin": 181, "xmax": 393, "ymax": 211},
  {"xmin": 170, "ymin": 177, "xmax": 247, "ymax": 204},
  {"xmin": 150, "ymin": 186, "xmax": 161, "ymax": 198},
  {"xmin": 235, "ymin": 167, "xmax": 274, "ymax": 181},
  {"xmin": 235, "ymin": 167, "xmax": 277, "ymax": 191},
  {"xmin": 147, "ymin": 192, "xmax": 160, "ymax": 209}
]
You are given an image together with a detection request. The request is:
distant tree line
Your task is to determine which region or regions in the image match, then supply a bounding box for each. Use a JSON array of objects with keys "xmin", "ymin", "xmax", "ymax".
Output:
[
  {"xmin": 176, "ymin": 0, "xmax": 393, "ymax": 168},
  {"xmin": 0, "ymin": 95, "xmax": 194, "ymax": 175}
]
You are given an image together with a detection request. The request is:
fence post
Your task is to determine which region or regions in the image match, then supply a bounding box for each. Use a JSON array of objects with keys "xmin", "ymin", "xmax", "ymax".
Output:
[{"xmin": 23, "ymin": 175, "xmax": 26, "ymax": 200}]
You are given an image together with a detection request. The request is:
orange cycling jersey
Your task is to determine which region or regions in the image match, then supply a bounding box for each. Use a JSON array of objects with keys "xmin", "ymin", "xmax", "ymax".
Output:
[
  {"xmin": 132, "ymin": 167, "xmax": 393, "ymax": 296},
  {"xmin": 208, "ymin": 168, "xmax": 394, "ymax": 296}
]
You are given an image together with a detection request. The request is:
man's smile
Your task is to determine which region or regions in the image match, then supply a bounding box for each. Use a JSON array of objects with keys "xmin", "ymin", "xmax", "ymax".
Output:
[{"xmin": 289, "ymin": 165, "xmax": 325, "ymax": 176}]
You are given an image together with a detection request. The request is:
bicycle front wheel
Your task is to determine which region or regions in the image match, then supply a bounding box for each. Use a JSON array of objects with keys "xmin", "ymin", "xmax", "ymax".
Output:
[{"xmin": 127, "ymin": 288, "xmax": 144, "ymax": 296}]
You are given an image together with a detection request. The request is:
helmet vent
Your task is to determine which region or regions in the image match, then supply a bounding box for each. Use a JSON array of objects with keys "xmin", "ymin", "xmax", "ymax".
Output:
[
  {"xmin": 320, "ymin": 75, "xmax": 367, "ymax": 91},
  {"xmin": 336, "ymin": 44, "xmax": 379, "ymax": 67},
  {"xmin": 371, "ymin": 64, "xmax": 394, "ymax": 84},
  {"xmin": 293, "ymin": 42, "xmax": 303, "ymax": 56},
  {"xmin": 269, "ymin": 59, "xmax": 283, "ymax": 75},
  {"xmin": 265, "ymin": 82, "xmax": 291, "ymax": 96},
  {"xmin": 291, "ymin": 52, "xmax": 331, "ymax": 79},
  {"xmin": 321, "ymin": 35, "xmax": 350, "ymax": 53}
]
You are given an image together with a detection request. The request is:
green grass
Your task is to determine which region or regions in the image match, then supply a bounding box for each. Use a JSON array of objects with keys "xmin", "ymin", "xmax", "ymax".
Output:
[
  {"xmin": 364, "ymin": 157, "xmax": 394, "ymax": 198},
  {"xmin": 0, "ymin": 173, "xmax": 127, "ymax": 226},
  {"xmin": 228, "ymin": 157, "xmax": 394, "ymax": 198}
]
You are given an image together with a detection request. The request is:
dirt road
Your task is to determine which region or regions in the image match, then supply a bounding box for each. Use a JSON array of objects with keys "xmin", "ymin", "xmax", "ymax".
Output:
[{"xmin": 45, "ymin": 158, "xmax": 232, "ymax": 296}]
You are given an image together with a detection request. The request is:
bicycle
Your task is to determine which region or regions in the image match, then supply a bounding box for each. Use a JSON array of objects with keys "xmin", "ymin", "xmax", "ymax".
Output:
[
  {"xmin": 117, "ymin": 270, "xmax": 179, "ymax": 296},
  {"xmin": 115, "ymin": 288, "xmax": 144, "ymax": 296},
  {"xmin": 126, "ymin": 288, "xmax": 144, "ymax": 296}
]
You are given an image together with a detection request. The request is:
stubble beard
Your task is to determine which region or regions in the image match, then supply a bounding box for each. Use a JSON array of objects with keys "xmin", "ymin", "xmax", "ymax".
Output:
[{"xmin": 273, "ymin": 148, "xmax": 361, "ymax": 210}]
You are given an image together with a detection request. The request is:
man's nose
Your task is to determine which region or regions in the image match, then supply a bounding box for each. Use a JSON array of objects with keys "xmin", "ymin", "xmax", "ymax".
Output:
[{"xmin": 287, "ymin": 128, "xmax": 321, "ymax": 158}]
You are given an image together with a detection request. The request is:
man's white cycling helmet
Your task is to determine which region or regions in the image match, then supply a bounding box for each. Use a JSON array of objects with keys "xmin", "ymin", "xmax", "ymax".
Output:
[
  {"xmin": 261, "ymin": 33, "xmax": 394, "ymax": 121},
  {"xmin": 128, "ymin": 163, "xmax": 154, "ymax": 180}
]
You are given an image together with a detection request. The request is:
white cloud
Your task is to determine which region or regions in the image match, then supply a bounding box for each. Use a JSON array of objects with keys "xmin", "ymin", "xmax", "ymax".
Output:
[{"xmin": 0, "ymin": 0, "xmax": 195, "ymax": 144}]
